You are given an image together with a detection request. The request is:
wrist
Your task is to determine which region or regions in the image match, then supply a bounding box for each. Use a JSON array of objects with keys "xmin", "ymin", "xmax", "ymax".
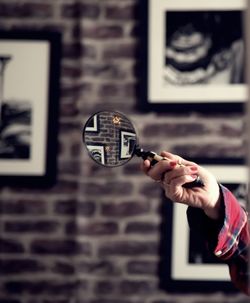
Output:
[
  {"xmin": 203, "ymin": 188, "xmax": 224, "ymax": 221},
  {"xmin": 203, "ymin": 199, "xmax": 222, "ymax": 220}
]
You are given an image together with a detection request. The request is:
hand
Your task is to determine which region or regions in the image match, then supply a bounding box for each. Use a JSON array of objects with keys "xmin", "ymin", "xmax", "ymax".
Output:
[{"xmin": 141, "ymin": 151, "xmax": 222, "ymax": 220}]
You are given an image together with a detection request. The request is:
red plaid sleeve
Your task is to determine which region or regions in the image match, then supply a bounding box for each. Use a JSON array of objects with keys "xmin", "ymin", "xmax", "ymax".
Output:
[
  {"xmin": 214, "ymin": 185, "xmax": 249, "ymax": 295},
  {"xmin": 187, "ymin": 185, "xmax": 250, "ymax": 295}
]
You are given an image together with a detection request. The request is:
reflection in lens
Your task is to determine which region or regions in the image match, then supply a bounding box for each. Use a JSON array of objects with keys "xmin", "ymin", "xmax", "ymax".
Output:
[{"xmin": 83, "ymin": 111, "xmax": 137, "ymax": 167}]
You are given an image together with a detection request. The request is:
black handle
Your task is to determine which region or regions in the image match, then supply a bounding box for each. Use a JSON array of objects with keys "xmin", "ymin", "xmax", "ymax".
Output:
[{"xmin": 134, "ymin": 147, "xmax": 204, "ymax": 188}]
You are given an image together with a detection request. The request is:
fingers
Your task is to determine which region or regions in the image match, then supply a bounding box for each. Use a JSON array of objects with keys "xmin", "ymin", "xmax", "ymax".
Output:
[
  {"xmin": 140, "ymin": 159, "xmax": 151, "ymax": 175},
  {"xmin": 140, "ymin": 150, "xmax": 220, "ymax": 212},
  {"xmin": 140, "ymin": 150, "xmax": 198, "ymax": 184},
  {"xmin": 163, "ymin": 174, "xmax": 198, "ymax": 188},
  {"xmin": 159, "ymin": 151, "xmax": 176, "ymax": 161},
  {"xmin": 160, "ymin": 151, "xmax": 196, "ymax": 167},
  {"xmin": 146, "ymin": 159, "xmax": 177, "ymax": 181},
  {"xmin": 162, "ymin": 165, "xmax": 198, "ymax": 187},
  {"xmin": 141, "ymin": 158, "xmax": 177, "ymax": 181}
]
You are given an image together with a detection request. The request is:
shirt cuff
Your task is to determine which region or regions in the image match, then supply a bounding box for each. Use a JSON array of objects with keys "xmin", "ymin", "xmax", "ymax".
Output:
[
  {"xmin": 187, "ymin": 184, "xmax": 247, "ymax": 259},
  {"xmin": 213, "ymin": 185, "xmax": 247, "ymax": 259}
]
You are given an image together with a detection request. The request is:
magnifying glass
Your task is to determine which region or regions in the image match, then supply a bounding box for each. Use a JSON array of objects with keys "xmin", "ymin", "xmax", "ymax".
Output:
[{"xmin": 82, "ymin": 110, "xmax": 203, "ymax": 188}]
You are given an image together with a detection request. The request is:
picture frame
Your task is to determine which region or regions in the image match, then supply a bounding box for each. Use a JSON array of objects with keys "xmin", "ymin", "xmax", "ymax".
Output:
[
  {"xmin": 85, "ymin": 114, "xmax": 99, "ymax": 133},
  {"xmin": 0, "ymin": 30, "xmax": 61, "ymax": 187},
  {"xmin": 140, "ymin": 0, "xmax": 247, "ymax": 112},
  {"xmin": 119, "ymin": 130, "xmax": 137, "ymax": 160},
  {"xmin": 86, "ymin": 143, "xmax": 106, "ymax": 165},
  {"xmin": 159, "ymin": 163, "xmax": 247, "ymax": 293}
]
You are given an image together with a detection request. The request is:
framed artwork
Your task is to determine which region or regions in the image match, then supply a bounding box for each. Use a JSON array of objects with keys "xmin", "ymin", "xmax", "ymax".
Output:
[
  {"xmin": 85, "ymin": 114, "xmax": 99, "ymax": 132},
  {"xmin": 0, "ymin": 30, "xmax": 61, "ymax": 186},
  {"xmin": 86, "ymin": 143, "xmax": 106, "ymax": 165},
  {"xmin": 159, "ymin": 163, "xmax": 247, "ymax": 292},
  {"xmin": 140, "ymin": 0, "xmax": 247, "ymax": 112},
  {"xmin": 119, "ymin": 130, "xmax": 136, "ymax": 159}
]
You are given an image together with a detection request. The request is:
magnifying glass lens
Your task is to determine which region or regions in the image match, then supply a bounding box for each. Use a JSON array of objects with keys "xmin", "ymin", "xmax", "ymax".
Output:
[{"xmin": 83, "ymin": 111, "xmax": 138, "ymax": 167}]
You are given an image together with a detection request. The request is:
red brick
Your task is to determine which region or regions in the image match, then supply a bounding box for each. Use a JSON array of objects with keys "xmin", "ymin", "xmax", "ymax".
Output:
[
  {"xmin": 60, "ymin": 102, "xmax": 79, "ymax": 117},
  {"xmin": 81, "ymin": 25, "xmax": 123, "ymax": 39},
  {"xmin": 0, "ymin": 259, "xmax": 45, "ymax": 274},
  {"xmin": 105, "ymin": 4, "xmax": 138, "ymax": 20},
  {"xmin": 142, "ymin": 122, "xmax": 207, "ymax": 138},
  {"xmin": 0, "ymin": 3, "xmax": 53, "ymax": 18},
  {"xmin": 65, "ymin": 221, "xmax": 118, "ymax": 235},
  {"xmin": 63, "ymin": 43, "xmax": 96, "ymax": 59},
  {"xmin": 101, "ymin": 201, "xmax": 149, "ymax": 217},
  {"xmin": 94, "ymin": 280, "xmax": 116, "ymax": 295},
  {"xmin": 119, "ymin": 280, "xmax": 158, "ymax": 295},
  {"xmin": 54, "ymin": 200, "xmax": 96, "ymax": 216},
  {"xmin": 0, "ymin": 238, "xmax": 24, "ymax": 253},
  {"xmin": 0, "ymin": 199, "xmax": 47, "ymax": 215},
  {"xmin": 81, "ymin": 63, "xmax": 128, "ymax": 79},
  {"xmin": 98, "ymin": 240, "xmax": 158, "ymax": 256},
  {"xmin": 103, "ymin": 42, "xmax": 138, "ymax": 59},
  {"xmin": 61, "ymin": 3, "xmax": 100, "ymax": 19},
  {"xmin": 4, "ymin": 280, "xmax": 85, "ymax": 295},
  {"xmin": 52, "ymin": 261, "xmax": 75, "ymax": 275},
  {"xmin": 30, "ymin": 239, "xmax": 92, "ymax": 256},
  {"xmin": 125, "ymin": 222, "xmax": 158, "ymax": 234},
  {"xmin": 4, "ymin": 221, "xmax": 59, "ymax": 233},
  {"xmin": 77, "ymin": 260, "xmax": 121, "ymax": 276},
  {"xmin": 126, "ymin": 260, "xmax": 157, "ymax": 275},
  {"xmin": 84, "ymin": 181, "xmax": 133, "ymax": 196}
]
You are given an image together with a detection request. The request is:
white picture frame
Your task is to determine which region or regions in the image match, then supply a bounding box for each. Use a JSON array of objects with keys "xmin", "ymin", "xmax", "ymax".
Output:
[
  {"xmin": 0, "ymin": 30, "xmax": 61, "ymax": 186},
  {"xmin": 143, "ymin": 0, "xmax": 247, "ymax": 111},
  {"xmin": 86, "ymin": 144, "xmax": 106, "ymax": 165},
  {"xmin": 119, "ymin": 130, "xmax": 137, "ymax": 159}
]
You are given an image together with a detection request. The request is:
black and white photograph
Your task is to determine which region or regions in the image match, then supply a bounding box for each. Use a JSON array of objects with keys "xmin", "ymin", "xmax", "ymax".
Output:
[
  {"xmin": 86, "ymin": 143, "xmax": 106, "ymax": 165},
  {"xmin": 164, "ymin": 11, "xmax": 244, "ymax": 86},
  {"xmin": 160, "ymin": 164, "xmax": 247, "ymax": 292},
  {"xmin": 0, "ymin": 55, "xmax": 32, "ymax": 160},
  {"xmin": 145, "ymin": 0, "xmax": 247, "ymax": 107},
  {"xmin": 0, "ymin": 31, "xmax": 61, "ymax": 186},
  {"xmin": 119, "ymin": 130, "xmax": 136, "ymax": 159}
]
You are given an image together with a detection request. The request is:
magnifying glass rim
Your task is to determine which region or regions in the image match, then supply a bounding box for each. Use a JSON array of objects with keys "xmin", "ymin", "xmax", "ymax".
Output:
[{"xmin": 82, "ymin": 110, "xmax": 138, "ymax": 168}]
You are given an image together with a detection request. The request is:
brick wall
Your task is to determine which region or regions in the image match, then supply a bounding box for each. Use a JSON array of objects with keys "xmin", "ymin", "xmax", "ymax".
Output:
[{"xmin": 0, "ymin": 1, "xmax": 248, "ymax": 303}]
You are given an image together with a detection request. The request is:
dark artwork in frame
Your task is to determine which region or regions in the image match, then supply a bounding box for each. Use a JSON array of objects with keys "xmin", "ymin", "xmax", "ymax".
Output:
[
  {"xmin": 0, "ymin": 30, "xmax": 62, "ymax": 187},
  {"xmin": 139, "ymin": 0, "xmax": 247, "ymax": 112},
  {"xmin": 158, "ymin": 161, "xmax": 247, "ymax": 293}
]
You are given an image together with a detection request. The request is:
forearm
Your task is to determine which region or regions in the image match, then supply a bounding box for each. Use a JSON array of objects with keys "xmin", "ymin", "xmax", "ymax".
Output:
[{"xmin": 187, "ymin": 185, "xmax": 250, "ymax": 295}]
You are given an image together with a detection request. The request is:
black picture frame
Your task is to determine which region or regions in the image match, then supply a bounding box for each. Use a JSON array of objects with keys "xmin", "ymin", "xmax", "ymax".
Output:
[
  {"xmin": 159, "ymin": 163, "xmax": 247, "ymax": 293},
  {"xmin": 139, "ymin": 0, "xmax": 247, "ymax": 112},
  {"xmin": 0, "ymin": 30, "xmax": 61, "ymax": 187}
]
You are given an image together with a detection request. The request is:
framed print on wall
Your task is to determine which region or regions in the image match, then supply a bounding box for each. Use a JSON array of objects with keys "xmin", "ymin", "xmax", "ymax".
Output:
[
  {"xmin": 119, "ymin": 130, "xmax": 137, "ymax": 160},
  {"xmin": 140, "ymin": 0, "xmax": 247, "ymax": 112},
  {"xmin": 85, "ymin": 114, "xmax": 99, "ymax": 133},
  {"xmin": 159, "ymin": 163, "xmax": 247, "ymax": 292},
  {"xmin": 0, "ymin": 30, "xmax": 61, "ymax": 186},
  {"xmin": 86, "ymin": 143, "xmax": 106, "ymax": 165}
]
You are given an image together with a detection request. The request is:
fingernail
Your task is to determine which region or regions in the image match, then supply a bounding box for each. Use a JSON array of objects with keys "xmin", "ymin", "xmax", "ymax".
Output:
[
  {"xmin": 170, "ymin": 161, "xmax": 177, "ymax": 167},
  {"xmin": 190, "ymin": 166, "xmax": 198, "ymax": 171}
]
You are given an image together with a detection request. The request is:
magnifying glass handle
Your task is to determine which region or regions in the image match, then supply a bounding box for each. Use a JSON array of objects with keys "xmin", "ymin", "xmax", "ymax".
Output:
[{"xmin": 135, "ymin": 148, "xmax": 204, "ymax": 188}]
